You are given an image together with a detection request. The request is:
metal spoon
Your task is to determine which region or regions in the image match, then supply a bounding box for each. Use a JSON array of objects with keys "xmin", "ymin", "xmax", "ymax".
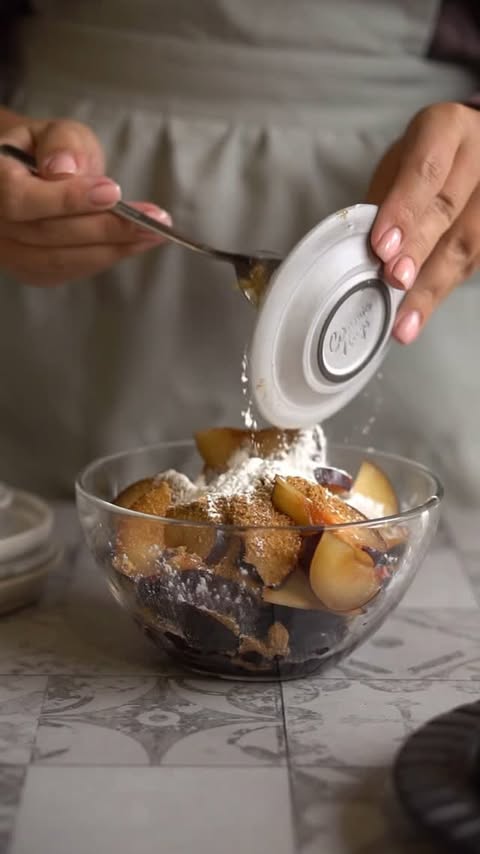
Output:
[{"xmin": 0, "ymin": 143, "xmax": 281, "ymax": 307}]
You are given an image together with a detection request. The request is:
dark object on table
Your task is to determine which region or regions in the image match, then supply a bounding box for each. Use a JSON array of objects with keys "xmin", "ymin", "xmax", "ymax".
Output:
[{"xmin": 393, "ymin": 699, "xmax": 480, "ymax": 853}]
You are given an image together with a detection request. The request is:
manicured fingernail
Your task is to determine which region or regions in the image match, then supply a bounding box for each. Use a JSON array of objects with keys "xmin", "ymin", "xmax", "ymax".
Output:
[
  {"xmin": 376, "ymin": 226, "xmax": 402, "ymax": 262},
  {"xmin": 394, "ymin": 310, "xmax": 421, "ymax": 344},
  {"xmin": 143, "ymin": 206, "xmax": 172, "ymax": 227},
  {"xmin": 43, "ymin": 151, "xmax": 77, "ymax": 176},
  {"xmin": 392, "ymin": 255, "xmax": 416, "ymax": 289},
  {"xmin": 88, "ymin": 180, "xmax": 121, "ymax": 207}
]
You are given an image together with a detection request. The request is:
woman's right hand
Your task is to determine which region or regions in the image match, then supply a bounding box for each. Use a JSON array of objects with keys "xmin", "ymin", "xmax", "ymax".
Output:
[{"xmin": 0, "ymin": 116, "xmax": 170, "ymax": 286}]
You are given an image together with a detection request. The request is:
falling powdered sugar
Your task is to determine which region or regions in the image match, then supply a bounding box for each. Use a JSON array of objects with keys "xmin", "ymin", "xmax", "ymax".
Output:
[
  {"xmin": 194, "ymin": 425, "xmax": 327, "ymax": 500},
  {"xmin": 240, "ymin": 350, "xmax": 258, "ymax": 431}
]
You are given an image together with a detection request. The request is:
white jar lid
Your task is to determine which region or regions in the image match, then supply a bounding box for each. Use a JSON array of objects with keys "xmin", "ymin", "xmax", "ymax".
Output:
[
  {"xmin": 250, "ymin": 204, "xmax": 404, "ymax": 428},
  {"xmin": 0, "ymin": 487, "xmax": 54, "ymax": 572}
]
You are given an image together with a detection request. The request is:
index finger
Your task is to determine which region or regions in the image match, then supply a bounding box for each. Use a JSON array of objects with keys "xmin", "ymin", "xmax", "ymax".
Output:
[
  {"xmin": 371, "ymin": 106, "xmax": 463, "ymax": 252},
  {"xmin": 0, "ymin": 152, "xmax": 121, "ymax": 221}
]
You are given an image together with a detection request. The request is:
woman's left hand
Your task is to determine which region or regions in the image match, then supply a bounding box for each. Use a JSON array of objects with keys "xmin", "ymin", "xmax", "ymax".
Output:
[{"xmin": 367, "ymin": 101, "xmax": 480, "ymax": 344}]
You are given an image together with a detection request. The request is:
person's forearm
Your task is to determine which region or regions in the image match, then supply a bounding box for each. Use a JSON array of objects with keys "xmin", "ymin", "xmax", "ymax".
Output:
[{"xmin": 0, "ymin": 106, "xmax": 26, "ymax": 133}]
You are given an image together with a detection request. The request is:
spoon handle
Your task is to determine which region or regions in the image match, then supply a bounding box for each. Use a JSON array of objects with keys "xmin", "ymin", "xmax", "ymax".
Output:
[{"xmin": 0, "ymin": 144, "xmax": 235, "ymax": 263}]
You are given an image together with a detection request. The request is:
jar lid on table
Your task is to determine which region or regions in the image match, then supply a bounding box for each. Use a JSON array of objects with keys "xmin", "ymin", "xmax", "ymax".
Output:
[
  {"xmin": 250, "ymin": 204, "xmax": 404, "ymax": 428},
  {"xmin": 0, "ymin": 485, "xmax": 60, "ymax": 615}
]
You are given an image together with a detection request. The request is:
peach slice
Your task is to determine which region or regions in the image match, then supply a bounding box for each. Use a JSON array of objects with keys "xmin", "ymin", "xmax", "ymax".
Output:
[
  {"xmin": 309, "ymin": 532, "xmax": 381, "ymax": 612},
  {"xmin": 263, "ymin": 569, "xmax": 324, "ymax": 610},
  {"xmin": 194, "ymin": 427, "xmax": 298, "ymax": 470},
  {"xmin": 350, "ymin": 460, "xmax": 399, "ymax": 519},
  {"xmin": 115, "ymin": 481, "xmax": 172, "ymax": 577},
  {"xmin": 272, "ymin": 476, "xmax": 385, "ymax": 555},
  {"xmin": 314, "ymin": 466, "xmax": 353, "ymax": 495}
]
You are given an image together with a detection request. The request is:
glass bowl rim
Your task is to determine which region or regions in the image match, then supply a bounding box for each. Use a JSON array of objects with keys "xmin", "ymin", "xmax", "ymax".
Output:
[{"xmin": 75, "ymin": 439, "xmax": 443, "ymax": 533}]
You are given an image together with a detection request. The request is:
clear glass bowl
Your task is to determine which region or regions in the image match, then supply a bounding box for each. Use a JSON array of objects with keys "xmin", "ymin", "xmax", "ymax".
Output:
[{"xmin": 76, "ymin": 441, "xmax": 442, "ymax": 681}]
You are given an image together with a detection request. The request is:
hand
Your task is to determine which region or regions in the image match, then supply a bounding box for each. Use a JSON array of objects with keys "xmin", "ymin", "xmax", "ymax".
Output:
[
  {"xmin": 0, "ymin": 117, "xmax": 170, "ymax": 286},
  {"xmin": 367, "ymin": 102, "xmax": 480, "ymax": 344}
]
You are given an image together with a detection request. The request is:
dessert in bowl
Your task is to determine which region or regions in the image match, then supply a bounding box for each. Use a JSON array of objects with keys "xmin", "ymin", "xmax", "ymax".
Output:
[{"xmin": 76, "ymin": 427, "xmax": 442, "ymax": 680}]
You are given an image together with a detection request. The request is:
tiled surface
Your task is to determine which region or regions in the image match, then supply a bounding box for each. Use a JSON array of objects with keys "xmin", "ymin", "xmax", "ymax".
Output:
[{"xmin": 1, "ymin": 503, "xmax": 480, "ymax": 854}]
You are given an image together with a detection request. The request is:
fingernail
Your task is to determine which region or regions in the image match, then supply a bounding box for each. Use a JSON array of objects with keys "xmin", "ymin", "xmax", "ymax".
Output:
[
  {"xmin": 394, "ymin": 310, "xmax": 421, "ymax": 344},
  {"xmin": 43, "ymin": 151, "xmax": 77, "ymax": 176},
  {"xmin": 376, "ymin": 226, "xmax": 402, "ymax": 262},
  {"xmin": 392, "ymin": 255, "xmax": 416, "ymax": 289},
  {"xmin": 143, "ymin": 206, "xmax": 172, "ymax": 227},
  {"xmin": 88, "ymin": 180, "xmax": 122, "ymax": 207}
]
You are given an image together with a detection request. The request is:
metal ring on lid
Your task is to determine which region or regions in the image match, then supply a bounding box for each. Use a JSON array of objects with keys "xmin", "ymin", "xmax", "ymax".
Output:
[{"xmin": 250, "ymin": 204, "xmax": 404, "ymax": 428}]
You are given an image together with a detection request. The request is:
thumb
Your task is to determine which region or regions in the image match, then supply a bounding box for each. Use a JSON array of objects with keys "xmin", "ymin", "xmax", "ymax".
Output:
[{"xmin": 35, "ymin": 119, "xmax": 106, "ymax": 179}]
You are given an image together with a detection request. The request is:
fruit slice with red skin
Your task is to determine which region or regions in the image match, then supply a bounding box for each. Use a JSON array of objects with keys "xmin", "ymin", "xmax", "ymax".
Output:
[
  {"xmin": 309, "ymin": 532, "xmax": 381, "ymax": 612},
  {"xmin": 272, "ymin": 476, "xmax": 385, "ymax": 556},
  {"xmin": 194, "ymin": 427, "xmax": 299, "ymax": 470},
  {"xmin": 263, "ymin": 569, "xmax": 324, "ymax": 610},
  {"xmin": 314, "ymin": 466, "xmax": 353, "ymax": 495},
  {"xmin": 350, "ymin": 460, "xmax": 400, "ymax": 519}
]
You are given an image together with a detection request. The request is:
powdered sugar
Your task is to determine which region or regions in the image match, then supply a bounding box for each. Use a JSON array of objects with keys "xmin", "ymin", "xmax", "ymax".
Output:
[
  {"xmin": 152, "ymin": 426, "xmax": 327, "ymax": 509},
  {"xmin": 195, "ymin": 425, "xmax": 326, "ymax": 500},
  {"xmin": 347, "ymin": 491, "xmax": 386, "ymax": 520},
  {"xmin": 240, "ymin": 351, "xmax": 258, "ymax": 431},
  {"xmin": 153, "ymin": 470, "xmax": 196, "ymax": 504}
]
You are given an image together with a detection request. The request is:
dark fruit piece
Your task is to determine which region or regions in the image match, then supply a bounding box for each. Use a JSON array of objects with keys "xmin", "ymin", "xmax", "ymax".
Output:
[
  {"xmin": 314, "ymin": 466, "xmax": 353, "ymax": 495},
  {"xmin": 309, "ymin": 532, "xmax": 381, "ymax": 612},
  {"xmin": 227, "ymin": 491, "xmax": 301, "ymax": 588},
  {"xmin": 194, "ymin": 426, "xmax": 299, "ymax": 470},
  {"xmin": 114, "ymin": 481, "xmax": 172, "ymax": 577},
  {"xmin": 114, "ymin": 477, "xmax": 154, "ymax": 509},
  {"xmin": 136, "ymin": 554, "xmax": 264, "ymax": 642}
]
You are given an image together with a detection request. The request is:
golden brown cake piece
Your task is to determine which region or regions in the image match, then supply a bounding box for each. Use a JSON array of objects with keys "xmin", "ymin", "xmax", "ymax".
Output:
[
  {"xmin": 228, "ymin": 489, "xmax": 301, "ymax": 588},
  {"xmin": 164, "ymin": 496, "xmax": 231, "ymax": 562},
  {"xmin": 114, "ymin": 481, "xmax": 172, "ymax": 577},
  {"xmin": 114, "ymin": 477, "xmax": 154, "ymax": 509}
]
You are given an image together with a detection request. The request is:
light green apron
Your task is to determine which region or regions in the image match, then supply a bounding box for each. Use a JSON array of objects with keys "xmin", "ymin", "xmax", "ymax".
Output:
[{"xmin": 3, "ymin": 0, "xmax": 478, "ymax": 500}]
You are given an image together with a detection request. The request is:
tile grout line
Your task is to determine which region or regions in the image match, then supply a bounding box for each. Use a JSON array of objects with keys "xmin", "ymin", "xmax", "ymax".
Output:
[
  {"xmin": 279, "ymin": 681, "xmax": 301, "ymax": 854},
  {"xmin": 4, "ymin": 766, "xmax": 29, "ymax": 854}
]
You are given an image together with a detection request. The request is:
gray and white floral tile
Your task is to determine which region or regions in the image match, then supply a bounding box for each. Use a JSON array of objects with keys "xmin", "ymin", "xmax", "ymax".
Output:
[
  {"xmin": 331, "ymin": 608, "xmax": 480, "ymax": 679},
  {"xmin": 443, "ymin": 502, "xmax": 480, "ymax": 554},
  {"xmin": 0, "ymin": 605, "xmax": 174, "ymax": 677},
  {"xmin": 0, "ymin": 766, "xmax": 25, "ymax": 854},
  {"xmin": 10, "ymin": 766, "xmax": 294, "ymax": 854},
  {"xmin": 289, "ymin": 766, "xmax": 436, "ymax": 854},
  {"xmin": 400, "ymin": 544, "xmax": 475, "ymax": 608},
  {"xmin": 33, "ymin": 676, "xmax": 285, "ymax": 766},
  {"xmin": 282, "ymin": 678, "xmax": 480, "ymax": 768},
  {"xmin": 0, "ymin": 677, "xmax": 46, "ymax": 765},
  {"xmin": 460, "ymin": 552, "xmax": 480, "ymax": 600}
]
